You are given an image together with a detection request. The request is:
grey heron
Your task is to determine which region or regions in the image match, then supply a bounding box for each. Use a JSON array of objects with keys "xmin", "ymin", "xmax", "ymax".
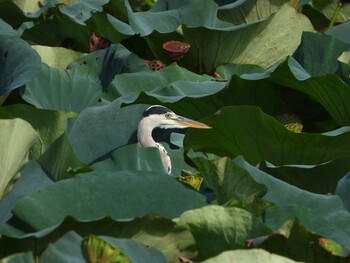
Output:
[{"xmin": 137, "ymin": 105, "xmax": 211, "ymax": 174}]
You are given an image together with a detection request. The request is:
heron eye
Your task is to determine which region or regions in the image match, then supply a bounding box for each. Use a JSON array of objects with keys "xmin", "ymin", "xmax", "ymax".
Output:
[{"xmin": 165, "ymin": 113, "xmax": 172, "ymax": 118}]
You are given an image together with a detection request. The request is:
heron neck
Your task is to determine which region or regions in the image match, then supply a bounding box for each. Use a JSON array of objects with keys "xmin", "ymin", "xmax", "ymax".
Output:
[
  {"xmin": 137, "ymin": 118, "xmax": 172, "ymax": 174},
  {"xmin": 137, "ymin": 118, "xmax": 157, "ymax": 148}
]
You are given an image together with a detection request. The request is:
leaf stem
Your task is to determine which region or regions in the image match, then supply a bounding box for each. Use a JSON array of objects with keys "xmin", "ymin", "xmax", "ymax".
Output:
[
  {"xmin": 329, "ymin": 1, "xmax": 343, "ymax": 29},
  {"xmin": 289, "ymin": 0, "xmax": 300, "ymax": 9}
]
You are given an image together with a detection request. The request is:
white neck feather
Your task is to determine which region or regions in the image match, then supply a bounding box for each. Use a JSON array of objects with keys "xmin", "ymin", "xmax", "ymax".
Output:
[{"xmin": 137, "ymin": 117, "xmax": 172, "ymax": 174}]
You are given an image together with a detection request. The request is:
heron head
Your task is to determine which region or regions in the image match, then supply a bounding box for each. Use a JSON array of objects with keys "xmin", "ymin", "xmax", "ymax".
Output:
[{"xmin": 141, "ymin": 105, "xmax": 211, "ymax": 129}]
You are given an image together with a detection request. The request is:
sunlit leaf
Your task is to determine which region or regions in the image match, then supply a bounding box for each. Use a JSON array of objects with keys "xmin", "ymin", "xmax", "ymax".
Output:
[{"xmin": 0, "ymin": 119, "xmax": 38, "ymax": 199}]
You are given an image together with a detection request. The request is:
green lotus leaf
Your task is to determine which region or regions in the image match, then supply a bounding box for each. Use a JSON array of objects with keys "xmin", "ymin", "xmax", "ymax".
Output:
[
  {"xmin": 312, "ymin": 0, "xmax": 350, "ymax": 23},
  {"xmin": 22, "ymin": 15, "xmax": 90, "ymax": 52},
  {"xmin": 8, "ymin": 171, "xmax": 205, "ymax": 230},
  {"xmin": 0, "ymin": 119, "xmax": 38, "ymax": 200},
  {"xmin": 1, "ymin": 215, "xmax": 196, "ymax": 262},
  {"xmin": 202, "ymin": 249, "xmax": 299, "ymax": 263},
  {"xmin": 40, "ymin": 231, "xmax": 85, "ymax": 263},
  {"xmin": 22, "ymin": 62, "xmax": 102, "ymax": 112},
  {"xmin": 0, "ymin": 1, "xmax": 29, "ymax": 28},
  {"xmin": 32, "ymin": 45, "xmax": 85, "ymax": 69},
  {"xmin": 105, "ymin": 63, "xmax": 225, "ymax": 103},
  {"xmin": 82, "ymin": 235, "xmax": 132, "ymax": 263},
  {"xmin": 0, "ymin": 252, "xmax": 34, "ymax": 263},
  {"xmin": 98, "ymin": 236, "xmax": 167, "ymax": 263},
  {"xmin": 265, "ymin": 205, "xmax": 350, "ymax": 252},
  {"xmin": 86, "ymin": 13, "xmax": 134, "ymax": 43},
  {"xmin": 230, "ymin": 156, "xmax": 350, "ymax": 250},
  {"xmin": 292, "ymin": 32, "xmax": 350, "ymax": 77},
  {"xmin": 0, "ymin": 161, "xmax": 53, "ymax": 224},
  {"xmin": 0, "ymin": 19, "xmax": 41, "ymax": 96},
  {"xmin": 69, "ymin": 44, "xmax": 149, "ymax": 92},
  {"xmin": 185, "ymin": 106, "xmax": 350, "ymax": 165},
  {"xmin": 125, "ymin": 0, "xmax": 180, "ymax": 36},
  {"xmin": 58, "ymin": 0, "xmax": 109, "ymax": 25},
  {"xmin": 67, "ymin": 103, "xmax": 146, "ymax": 164},
  {"xmin": 179, "ymin": 205, "xmax": 271, "ymax": 260},
  {"xmin": 0, "ymin": 104, "xmax": 79, "ymax": 180},
  {"xmin": 262, "ymin": 157, "xmax": 350, "ymax": 194},
  {"xmin": 336, "ymin": 172, "xmax": 350, "ymax": 212},
  {"xmin": 217, "ymin": 0, "xmax": 289, "ymax": 24},
  {"xmin": 91, "ymin": 144, "xmax": 166, "ymax": 173},
  {"xmin": 182, "ymin": 3, "xmax": 314, "ymax": 73},
  {"xmin": 272, "ymin": 58, "xmax": 350, "ymax": 126},
  {"xmin": 326, "ymin": 21, "xmax": 350, "ymax": 44},
  {"xmin": 190, "ymin": 155, "xmax": 267, "ymax": 207}
]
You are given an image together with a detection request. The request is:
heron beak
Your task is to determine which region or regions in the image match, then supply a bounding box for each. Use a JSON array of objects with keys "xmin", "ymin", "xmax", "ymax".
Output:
[{"xmin": 173, "ymin": 115, "xmax": 211, "ymax": 129}]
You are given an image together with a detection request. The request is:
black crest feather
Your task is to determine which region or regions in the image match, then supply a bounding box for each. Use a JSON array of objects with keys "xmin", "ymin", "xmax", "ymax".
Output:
[{"xmin": 142, "ymin": 105, "xmax": 172, "ymax": 118}]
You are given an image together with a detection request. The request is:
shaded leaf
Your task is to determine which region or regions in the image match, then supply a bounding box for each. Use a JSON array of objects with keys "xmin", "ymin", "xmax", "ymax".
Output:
[
  {"xmin": 39, "ymin": 134, "xmax": 86, "ymax": 181},
  {"xmin": 22, "ymin": 15, "xmax": 90, "ymax": 52},
  {"xmin": 312, "ymin": 0, "xmax": 350, "ymax": 23},
  {"xmin": 66, "ymin": 103, "xmax": 146, "ymax": 164},
  {"xmin": 0, "ymin": 161, "xmax": 53, "ymax": 224},
  {"xmin": 91, "ymin": 143, "xmax": 193, "ymax": 176},
  {"xmin": 265, "ymin": 206, "xmax": 350, "ymax": 252},
  {"xmin": 0, "ymin": 252, "xmax": 34, "ymax": 263},
  {"xmin": 190, "ymin": 155, "xmax": 266, "ymax": 207},
  {"xmin": 271, "ymin": 58, "xmax": 350, "ymax": 126},
  {"xmin": 40, "ymin": 231, "xmax": 85, "ymax": 263},
  {"xmin": 258, "ymin": 218, "xmax": 350, "ymax": 261},
  {"xmin": 0, "ymin": 215, "xmax": 197, "ymax": 263},
  {"xmin": 97, "ymin": 44, "xmax": 150, "ymax": 91},
  {"xmin": 185, "ymin": 106, "xmax": 350, "ymax": 165},
  {"xmin": 261, "ymin": 157, "xmax": 350, "ymax": 194},
  {"xmin": 179, "ymin": 205, "xmax": 270, "ymax": 260},
  {"xmin": 0, "ymin": 19, "xmax": 41, "ymax": 95},
  {"xmin": 91, "ymin": 144, "xmax": 166, "ymax": 173},
  {"xmin": 335, "ymin": 171, "xmax": 350, "ymax": 212},
  {"xmin": 292, "ymin": 32, "xmax": 350, "ymax": 77}
]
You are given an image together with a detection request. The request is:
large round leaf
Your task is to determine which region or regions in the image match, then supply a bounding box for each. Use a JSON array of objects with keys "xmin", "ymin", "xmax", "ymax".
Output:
[
  {"xmin": 10, "ymin": 171, "xmax": 206, "ymax": 230},
  {"xmin": 105, "ymin": 63, "xmax": 225, "ymax": 103},
  {"xmin": 185, "ymin": 106, "xmax": 350, "ymax": 166},
  {"xmin": 22, "ymin": 63, "xmax": 102, "ymax": 113},
  {"xmin": 182, "ymin": 3, "xmax": 314, "ymax": 73}
]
